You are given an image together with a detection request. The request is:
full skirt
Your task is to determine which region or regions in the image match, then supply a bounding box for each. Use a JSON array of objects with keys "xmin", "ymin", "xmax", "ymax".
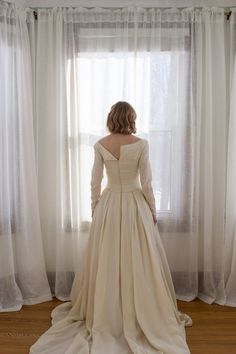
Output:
[{"xmin": 29, "ymin": 187, "xmax": 192, "ymax": 354}]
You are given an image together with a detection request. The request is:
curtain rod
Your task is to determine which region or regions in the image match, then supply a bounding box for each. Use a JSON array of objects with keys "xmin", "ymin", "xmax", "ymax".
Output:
[{"xmin": 32, "ymin": 8, "xmax": 233, "ymax": 20}]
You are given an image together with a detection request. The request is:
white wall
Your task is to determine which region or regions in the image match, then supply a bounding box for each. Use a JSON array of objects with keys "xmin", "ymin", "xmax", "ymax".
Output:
[{"xmin": 12, "ymin": 0, "xmax": 236, "ymax": 8}]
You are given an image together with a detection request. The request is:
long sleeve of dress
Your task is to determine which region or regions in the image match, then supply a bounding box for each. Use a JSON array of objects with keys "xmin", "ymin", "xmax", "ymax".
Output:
[
  {"xmin": 90, "ymin": 144, "xmax": 104, "ymax": 217},
  {"xmin": 139, "ymin": 140, "xmax": 157, "ymax": 219}
]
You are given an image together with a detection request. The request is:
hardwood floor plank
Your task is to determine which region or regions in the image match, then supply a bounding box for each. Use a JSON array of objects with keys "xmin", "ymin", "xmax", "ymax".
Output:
[{"xmin": 0, "ymin": 298, "xmax": 236, "ymax": 353}]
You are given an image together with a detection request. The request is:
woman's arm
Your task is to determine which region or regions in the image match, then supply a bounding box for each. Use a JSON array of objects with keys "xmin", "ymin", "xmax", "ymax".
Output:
[
  {"xmin": 90, "ymin": 144, "xmax": 104, "ymax": 217},
  {"xmin": 139, "ymin": 140, "xmax": 157, "ymax": 224}
]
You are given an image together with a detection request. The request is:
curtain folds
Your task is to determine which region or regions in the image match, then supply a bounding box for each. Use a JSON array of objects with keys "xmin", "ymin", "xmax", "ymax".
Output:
[
  {"xmin": 1, "ymin": 1, "xmax": 236, "ymax": 311},
  {"xmin": 224, "ymin": 11, "xmax": 236, "ymax": 305},
  {"xmin": 0, "ymin": 1, "xmax": 52, "ymax": 311}
]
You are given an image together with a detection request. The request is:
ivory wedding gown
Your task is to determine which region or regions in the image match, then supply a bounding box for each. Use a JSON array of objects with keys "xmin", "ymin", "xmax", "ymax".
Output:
[{"xmin": 30, "ymin": 138, "xmax": 192, "ymax": 354}]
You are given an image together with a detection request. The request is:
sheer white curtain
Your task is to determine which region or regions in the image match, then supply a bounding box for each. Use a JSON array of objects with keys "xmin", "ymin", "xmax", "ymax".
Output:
[
  {"xmin": 28, "ymin": 5, "xmax": 236, "ymax": 306},
  {"xmin": 0, "ymin": 0, "xmax": 52, "ymax": 311},
  {"xmin": 224, "ymin": 10, "xmax": 236, "ymax": 306}
]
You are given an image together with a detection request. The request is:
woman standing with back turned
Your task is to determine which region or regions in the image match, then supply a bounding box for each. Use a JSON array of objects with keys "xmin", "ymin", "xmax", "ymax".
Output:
[{"xmin": 30, "ymin": 101, "xmax": 193, "ymax": 354}]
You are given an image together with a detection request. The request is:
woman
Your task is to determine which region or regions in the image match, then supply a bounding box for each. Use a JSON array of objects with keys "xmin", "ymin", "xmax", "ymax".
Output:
[{"xmin": 30, "ymin": 101, "xmax": 193, "ymax": 354}]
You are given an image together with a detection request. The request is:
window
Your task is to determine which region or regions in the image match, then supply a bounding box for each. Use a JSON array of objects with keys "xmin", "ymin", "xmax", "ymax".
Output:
[{"xmin": 64, "ymin": 46, "xmax": 192, "ymax": 232}]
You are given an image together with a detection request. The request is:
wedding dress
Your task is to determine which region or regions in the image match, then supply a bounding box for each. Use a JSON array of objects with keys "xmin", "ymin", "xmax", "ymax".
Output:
[{"xmin": 29, "ymin": 138, "xmax": 192, "ymax": 354}]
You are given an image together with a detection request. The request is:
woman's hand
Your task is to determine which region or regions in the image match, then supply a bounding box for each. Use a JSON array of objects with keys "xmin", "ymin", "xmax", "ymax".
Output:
[
  {"xmin": 153, "ymin": 214, "xmax": 157, "ymax": 225},
  {"xmin": 91, "ymin": 199, "xmax": 100, "ymax": 218}
]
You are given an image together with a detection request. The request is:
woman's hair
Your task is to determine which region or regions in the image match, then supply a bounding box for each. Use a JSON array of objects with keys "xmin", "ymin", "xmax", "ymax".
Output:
[{"xmin": 106, "ymin": 101, "xmax": 137, "ymax": 134}]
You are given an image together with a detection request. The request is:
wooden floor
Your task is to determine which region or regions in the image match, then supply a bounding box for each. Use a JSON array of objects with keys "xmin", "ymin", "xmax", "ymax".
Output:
[{"xmin": 0, "ymin": 298, "xmax": 236, "ymax": 354}]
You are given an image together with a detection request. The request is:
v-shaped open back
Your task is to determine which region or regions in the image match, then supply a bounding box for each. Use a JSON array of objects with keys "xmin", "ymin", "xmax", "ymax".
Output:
[{"xmin": 97, "ymin": 139, "xmax": 143, "ymax": 161}]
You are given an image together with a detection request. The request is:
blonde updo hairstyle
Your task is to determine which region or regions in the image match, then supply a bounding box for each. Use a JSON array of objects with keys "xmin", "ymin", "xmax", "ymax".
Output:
[{"xmin": 106, "ymin": 101, "xmax": 137, "ymax": 134}]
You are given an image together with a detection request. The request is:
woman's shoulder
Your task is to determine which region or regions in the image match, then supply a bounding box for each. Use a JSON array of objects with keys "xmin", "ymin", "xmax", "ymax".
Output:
[{"xmin": 94, "ymin": 136, "xmax": 108, "ymax": 150}]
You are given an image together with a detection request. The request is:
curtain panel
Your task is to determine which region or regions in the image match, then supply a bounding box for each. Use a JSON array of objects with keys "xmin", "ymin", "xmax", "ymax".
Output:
[
  {"xmin": 0, "ymin": 0, "xmax": 52, "ymax": 311},
  {"xmin": 1, "ymin": 1, "xmax": 236, "ymax": 310}
]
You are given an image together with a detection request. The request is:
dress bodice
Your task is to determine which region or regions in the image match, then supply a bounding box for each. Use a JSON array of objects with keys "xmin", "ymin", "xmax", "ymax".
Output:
[
  {"xmin": 91, "ymin": 138, "xmax": 157, "ymax": 218},
  {"xmin": 95, "ymin": 140, "xmax": 144, "ymax": 191}
]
